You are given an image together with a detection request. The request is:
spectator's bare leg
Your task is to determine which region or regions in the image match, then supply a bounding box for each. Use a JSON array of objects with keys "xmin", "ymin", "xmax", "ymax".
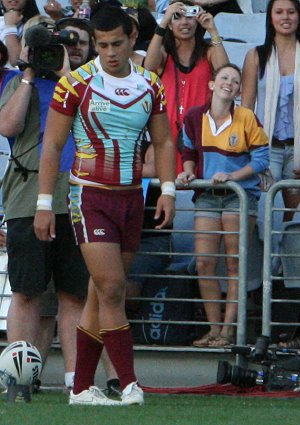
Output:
[
  {"xmin": 193, "ymin": 216, "xmax": 222, "ymax": 346},
  {"xmin": 283, "ymin": 188, "xmax": 300, "ymax": 221}
]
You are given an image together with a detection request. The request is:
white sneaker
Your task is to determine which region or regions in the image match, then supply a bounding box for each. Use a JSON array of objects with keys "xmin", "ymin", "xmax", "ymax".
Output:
[
  {"xmin": 121, "ymin": 382, "xmax": 144, "ymax": 405},
  {"xmin": 69, "ymin": 386, "xmax": 121, "ymax": 406}
]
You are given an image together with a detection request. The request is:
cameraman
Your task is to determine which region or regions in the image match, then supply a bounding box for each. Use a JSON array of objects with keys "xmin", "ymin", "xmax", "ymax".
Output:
[{"xmin": 0, "ymin": 16, "xmax": 94, "ymax": 390}]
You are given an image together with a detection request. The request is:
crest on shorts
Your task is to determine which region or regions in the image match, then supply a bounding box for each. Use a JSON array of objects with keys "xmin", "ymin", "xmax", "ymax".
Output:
[{"xmin": 228, "ymin": 134, "xmax": 238, "ymax": 147}]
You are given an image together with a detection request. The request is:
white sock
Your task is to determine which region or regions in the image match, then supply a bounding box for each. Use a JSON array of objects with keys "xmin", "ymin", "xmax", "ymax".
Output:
[{"xmin": 65, "ymin": 372, "xmax": 75, "ymax": 388}]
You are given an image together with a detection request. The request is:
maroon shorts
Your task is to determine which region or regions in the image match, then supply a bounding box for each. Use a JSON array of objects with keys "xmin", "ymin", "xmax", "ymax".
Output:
[{"xmin": 68, "ymin": 184, "xmax": 144, "ymax": 252}]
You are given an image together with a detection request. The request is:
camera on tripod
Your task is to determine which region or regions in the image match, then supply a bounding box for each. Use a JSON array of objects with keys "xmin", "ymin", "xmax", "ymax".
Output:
[
  {"xmin": 22, "ymin": 24, "xmax": 79, "ymax": 71},
  {"xmin": 217, "ymin": 335, "xmax": 300, "ymax": 391}
]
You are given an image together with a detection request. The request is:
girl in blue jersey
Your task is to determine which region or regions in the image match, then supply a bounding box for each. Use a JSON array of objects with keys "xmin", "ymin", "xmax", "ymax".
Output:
[{"xmin": 177, "ymin": 63, "xmax": 269, "ymax": 347}]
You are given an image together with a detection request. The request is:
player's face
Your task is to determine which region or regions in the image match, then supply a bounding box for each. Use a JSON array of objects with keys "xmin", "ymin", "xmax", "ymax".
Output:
[
  {"xmin": 65, "ymin": 25, "xmax": 90, "ymax": 70},
  {"xmin": 93, "ymin": 26, "xmax": 135, "ymax": 78}
]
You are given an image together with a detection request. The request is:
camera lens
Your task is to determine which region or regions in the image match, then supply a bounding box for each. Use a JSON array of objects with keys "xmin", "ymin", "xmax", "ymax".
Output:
[
  {"xmin": 217, "ymin": 360, "xmax": 258, "ymax": 388},
  {"xmin": 217, "ymin": 360, "xmax": 232, "ymax": 384},
  {"xmin": 231, "ymin": 365, "xmax": 258, "ymax": 388},
  {"xmin": 254, "ymin": 335, "xmax": 270, "ymax": 361}
]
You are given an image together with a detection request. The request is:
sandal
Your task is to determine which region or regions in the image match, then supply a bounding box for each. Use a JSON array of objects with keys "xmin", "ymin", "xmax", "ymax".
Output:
[
  {"xmin": 193, "ymin": 332, "xmax": 220, "ymax": 347},
  {"xmin": 208, "ymin": 334, "xmax": 235, "ymax": 348},
  {"xmin": 278, "ymin": 336, "xmax": 300, "ymax": 349}
]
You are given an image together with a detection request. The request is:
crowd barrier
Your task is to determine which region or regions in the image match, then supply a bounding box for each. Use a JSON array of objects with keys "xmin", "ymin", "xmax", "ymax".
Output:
[
  {"xmin": 0, "ymin": 179, "xmax": 299, "ymax": 360},
  {"xmin": 128, "ymin": 179, "xmax": 250, "ymax": 353},
  {"xmin": 262, "ymin": 180, "xmax": 300, "ymax": 340}
]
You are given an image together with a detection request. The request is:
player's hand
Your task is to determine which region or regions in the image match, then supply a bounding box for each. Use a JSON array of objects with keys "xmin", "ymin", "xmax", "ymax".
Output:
[
  {"xmin": 154, "ymin": 195, "xmax": 175, "ymax": 229},
  {"xmin": 34, "ymin": 210, "xmax": 56, "ymax": 242}
]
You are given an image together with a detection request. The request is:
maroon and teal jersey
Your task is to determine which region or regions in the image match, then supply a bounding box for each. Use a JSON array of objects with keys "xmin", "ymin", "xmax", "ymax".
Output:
[{"xmin": 50, "ymin": 57, "xmax": 166, "ymax": 187}]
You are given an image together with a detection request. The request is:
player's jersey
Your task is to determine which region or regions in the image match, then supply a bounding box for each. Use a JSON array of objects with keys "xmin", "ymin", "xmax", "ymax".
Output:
[{"xmin": 51, "ymin": 57, "xmax": 166, "ymax": 187}]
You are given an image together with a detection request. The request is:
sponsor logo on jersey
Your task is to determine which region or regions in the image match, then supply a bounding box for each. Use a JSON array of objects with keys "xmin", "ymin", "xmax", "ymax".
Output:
[
  {"xmin": 94, "ymin": 228, "xmax": 106, "ymax": 236},
  {"xmin": 89, "ymin": 99, "xmax": 111, "ymax": 112},
  {"xmin": 115, "ymin": 88, "xmax": 130, "ymax": 96}
]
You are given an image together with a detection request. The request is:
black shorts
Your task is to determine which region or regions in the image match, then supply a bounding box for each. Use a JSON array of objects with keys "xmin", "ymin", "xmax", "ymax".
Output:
[{"xmin": 6, "ymin": 215, "xmax": 89, "ymax": 297}]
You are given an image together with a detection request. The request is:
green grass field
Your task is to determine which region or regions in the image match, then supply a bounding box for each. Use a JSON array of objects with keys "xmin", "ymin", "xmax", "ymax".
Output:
[{"xmin": 1, "ymin": 392, "xmax": 300, "ymax": 425}]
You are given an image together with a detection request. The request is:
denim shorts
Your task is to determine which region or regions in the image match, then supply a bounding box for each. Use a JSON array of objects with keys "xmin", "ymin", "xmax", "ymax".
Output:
[
  {"xmin": 270, "ymin": 146, "xmax": 295, "ymax": 181},
  {"xmin": 194, "ymin": 191, "xmax": 258, "ymax": 219}
]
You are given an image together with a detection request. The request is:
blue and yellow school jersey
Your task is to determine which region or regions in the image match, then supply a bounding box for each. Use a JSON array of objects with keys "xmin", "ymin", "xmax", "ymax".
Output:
[{"xmin": 182, "ymin": 103, "xmax": 269, "ymax": 197}]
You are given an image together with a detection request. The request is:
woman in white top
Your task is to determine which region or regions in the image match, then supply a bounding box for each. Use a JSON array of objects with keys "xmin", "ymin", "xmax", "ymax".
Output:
[{"xmin": 242, "ymin": 0, "xmax": 300, "ymax": 221}]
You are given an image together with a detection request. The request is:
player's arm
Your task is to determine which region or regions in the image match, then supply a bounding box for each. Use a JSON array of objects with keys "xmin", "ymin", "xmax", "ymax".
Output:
[
  {"xmin": 148, "ymin": 112, "xmax": 176, "ymax": 229},
  {"xmin": 33, "ymin": 108, "xmax": 74, "ymax": 242}
]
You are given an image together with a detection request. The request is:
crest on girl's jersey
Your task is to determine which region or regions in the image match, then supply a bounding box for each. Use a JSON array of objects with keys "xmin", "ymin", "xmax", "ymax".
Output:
[{"xmin": 228, "ymin": 134, "xmax": 238, "ymax": 147}]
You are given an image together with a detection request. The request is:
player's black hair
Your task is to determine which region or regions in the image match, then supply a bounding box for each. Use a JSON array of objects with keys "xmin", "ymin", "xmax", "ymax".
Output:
[{"xmin": 91, "ymin": 5, "xmax": 133, "ymax": 36}]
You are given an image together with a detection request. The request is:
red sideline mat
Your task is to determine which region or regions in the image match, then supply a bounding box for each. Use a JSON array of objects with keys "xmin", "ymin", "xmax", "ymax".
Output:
[{"xmin": 141, "ymin": 383, "xmax": 300, "ymax": 398}]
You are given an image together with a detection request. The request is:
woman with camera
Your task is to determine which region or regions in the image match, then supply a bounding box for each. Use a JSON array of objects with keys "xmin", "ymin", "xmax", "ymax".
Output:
[
  {"xmin": 177, "ymin": 63, "xmax": 269, "ymax": 347},
  {"xmin": 144, "ymin": 0, "xmax": 228, "ymax": 174}
]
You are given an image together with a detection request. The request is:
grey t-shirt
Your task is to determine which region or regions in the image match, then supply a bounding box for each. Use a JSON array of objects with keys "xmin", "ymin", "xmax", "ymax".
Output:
[{"xmin": 0, "ymin": 74, "xmax": 70, "ymax": 220}]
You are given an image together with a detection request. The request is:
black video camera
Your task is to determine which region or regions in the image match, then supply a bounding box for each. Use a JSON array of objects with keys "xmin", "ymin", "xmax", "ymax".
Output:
[
  {"xmin": 23, "ymin": 24, "xmax": 79, "ymax": 71},
  {"xmin": 217, "ymin": 335, "xmax": 300, "ymax": 391}
]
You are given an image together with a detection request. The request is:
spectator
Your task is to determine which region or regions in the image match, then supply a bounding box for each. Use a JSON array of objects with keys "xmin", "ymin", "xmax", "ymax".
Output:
[
  {"xmin": 144, "ymin": 0, "xmax": 228, "ymax": 174},
  {"xmin": 135, "ymin": 6, "xmax": 156, "ymax": 51},
  {"xmin": 242, "ymin": 0, "xmax": 300, "ymax": 221},
  {"xmin": 120, "ymin": 6, "xmax": 156, "ymax": 64},
  {"xmin": 177, "ymin": 63, "xmax": 269, "ymax": 347},
  {"xmin": 44, "ymin": 0, "xmax": 123, "ymax": 21},
  {"xmin": 33, "ymin": 5, "xmax": 175, "ymax": 406},
  {"xmin": 0, "ymin": 16, "xmax": 94, "ymax": 391},
  {"xmin": 0, "ymin": 0, "xmax": 39, "ymax": 66}
]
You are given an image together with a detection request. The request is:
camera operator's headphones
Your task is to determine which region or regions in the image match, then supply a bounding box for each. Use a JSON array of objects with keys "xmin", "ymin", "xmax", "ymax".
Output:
[{"xmin": 55, "ymin": 17, "xmax": 95, "ymax": 61}]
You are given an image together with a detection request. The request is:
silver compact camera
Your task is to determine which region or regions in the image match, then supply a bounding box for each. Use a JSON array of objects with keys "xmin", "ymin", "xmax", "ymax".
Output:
[{"xmin": 184, "ymin": 5, "xmax": 201, "ymax": 16}]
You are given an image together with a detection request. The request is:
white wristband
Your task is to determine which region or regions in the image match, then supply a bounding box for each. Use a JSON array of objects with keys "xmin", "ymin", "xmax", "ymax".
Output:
[
  {"xmin": 36, "ymin": 194, "xmax": 53, "ymax": 211},
  {"xmin": 161, "ymin": 181, "xmax": 176, "ymax": 198}
]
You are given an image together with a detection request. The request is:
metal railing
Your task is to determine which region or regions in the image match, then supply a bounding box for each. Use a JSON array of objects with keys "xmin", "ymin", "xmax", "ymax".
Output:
[
  {"xmin": 0, "ymin": 180, "xmax": 253, "ymax": 355},
  {"xmin": 262, "ymin": 180, "xmax": 300, "ymax": 338},
  {"xmin": 128, "ymin": 179, "xmax": 250, "ymax": 352}
]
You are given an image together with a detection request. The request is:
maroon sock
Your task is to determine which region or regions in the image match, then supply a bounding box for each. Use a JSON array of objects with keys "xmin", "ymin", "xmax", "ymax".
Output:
[
  {"xmin": 73, "ymin": 326, "xmax": 103, "ymax": 395},
  {"xmin": 102, "ymin": 326, "xmax": 136, "ymax": 390}
]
